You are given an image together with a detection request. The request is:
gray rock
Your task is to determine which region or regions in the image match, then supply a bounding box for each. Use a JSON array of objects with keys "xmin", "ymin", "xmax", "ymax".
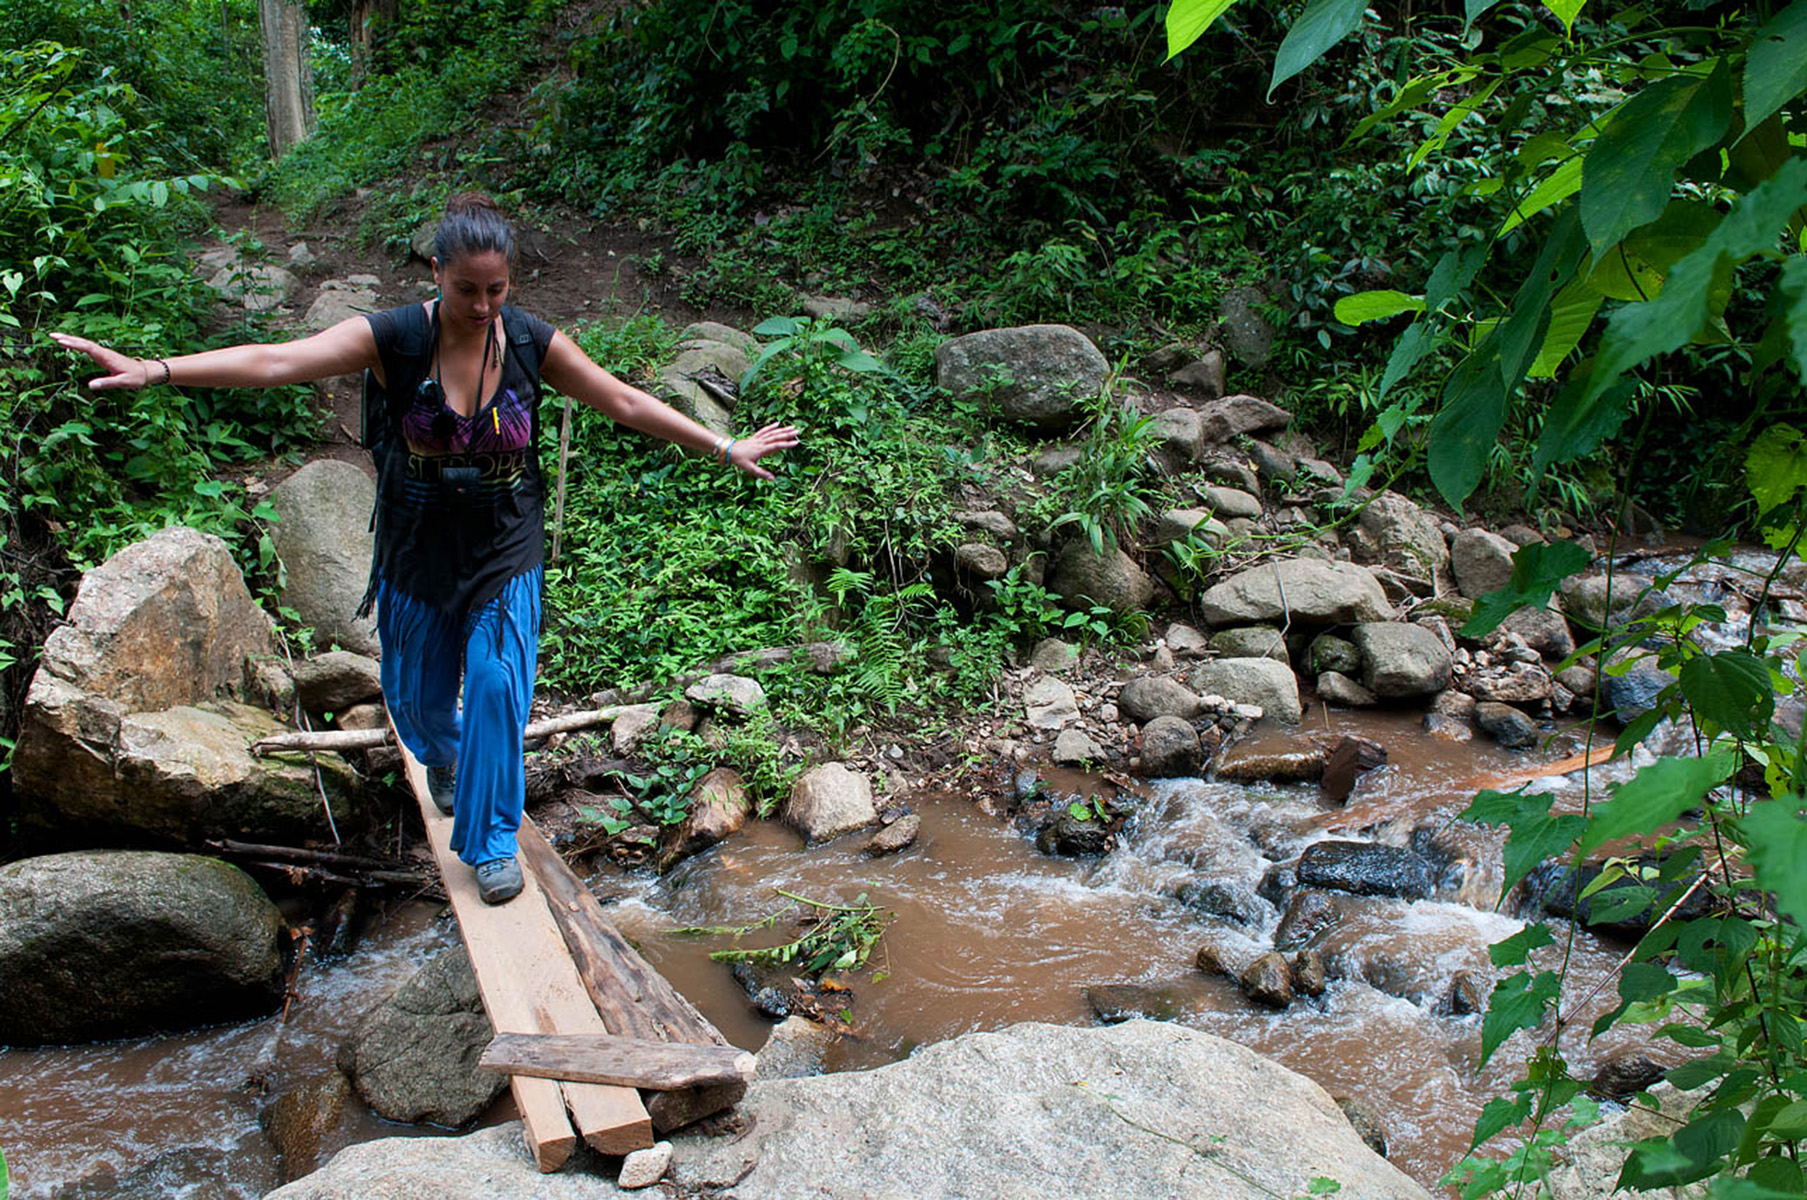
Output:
[
  {"xmin": 1053, "ymin": 726, "xmax": 1106, "ymax": 766},
  {"xmin": 1169, "ymin": 350, "xmax": 1225, "ymax": 397},
  {"xmin": 1173, "ymin": 879, "xmax": 1265, "ymax": 925},
  {"xmin": 1118, "ymin": 675, "xmax": 1201, "ymax": 723},
  {"xmin": 1047, "ymin": 542, "xmax": 1154, "ymax": 616},
  {"xmin": 1336, "ymin": 1096, "xmax": 1388, "ymax": 1159},
  {"xmin": 1245, "ymin": 439, "xmax": 1297, "ymax": 484},
  {"xmin": 1239, "ymin": 952, "xmax": 1295, "ymax": 1008},
  {"xmin": 785, "ymin": 763, "xmax": 877, "ymax": 842},
  {"xmin": 1463, "ymin": 661, "xmax": 1555, "ymax": 704},
  {"xmin": 1200, "ymin": 559, "xmax": 1394, "ymax": 627},
  {"xmin": 864, "ymin": 814, "xmax": 921, "ymax": 856},
  {"xmin": 0, "ymin": 851, "xmax": 283, "ymax": 1044},
  {"xmin": 1188, "ymin": 658, "xmax": 1303, "ymax": 724},
  {"xmin": 1561, "ymin": 572, "xmax": 1668, "ymax": 633},
  {"xmin": 1218, "ymin": 287, "xmax": 1279, "ymax": 365},
  {"xmin": 1030, "ymin": 447, "xmax": 1083, "ymax": 477},
  {"xmin": 293, "ymin": 651, "xmax": 382, "ymax": 713},
  {"xmin": 955, "ymin": 542, "xmax": 1010, "ymax": 579},
  {"xmin": 1424, "ymin": 689, "xmax": 1477, "ymax": 741},
  {"xmin": 339, "ymin": 946, "xmax": 505, "ymax": 1126},
  {"xmin": 663, "ymin": 769, "xmax": 749, "ymax": 863},
  {"xmin": 1214, "ymin": 738, "xmax": 1326, "ymax": 783},
  {"xmin": 934, "ymin": 325, "xmax": 1109, "ymax": 432},
  {"xmin": 1024, "ymin": 675, "xmax": 1080, "ymax": 730},
  {"xmin": 1200, "ymin": 448, "xmax": 1263, "ymax": 493},
  {"xmin": 1500, "ymin": 606, "xmax": 1576, "ymax": 660},
  {"xmin": 955, "ymin": 510, "xmax": 1020, "ymax": 542},
  {"xmin": 1036, "ymin": 811, "xmax": 1112, "ymax": 856},
  {"xmin": 301, "ymin": 280, "xmax": 379, "ymax": 333},
  {"xmin": 1544, "ymin": 1084, "xmax": 1707, "ymax": 1199},
  {"xmin": 1029, "ymin": 638, "xmax": 1079, "ymax": 672},
  {"xmin": 684, "ymin": 673, "xmax": 766, "ymax": 716},
  {"xmin": 800, "ymin": 294, "xmax": 871, "ymax": 322},
  {"xmin": 1298, "ymin": 841, "xmax": 1437, "ymax": 900},
  {"xmin": 1150, "ymin": 408, "xmax": 1204, "ymax": 461},
  {"xmin": 1139, "ymin": 715, "xmax": 1202, "ymax": 778},
  {"xmin": 680, "ymin": 322, "xmax": 758, "ymax": 356},
  {"xmin": 209, "ymin": 263, "xmax": 298, "ymax": 312},
  {"xmin": 618, "ymin": 1141, "xmax": 674, "ymax": 1189},
  {"xmin": 1556, "ymin": 663, "xmax": 1598, "ymax": 701},
  {"xmin": 670, "ymin": 339, "xmax": 752, "ymax": 390},
  {"xmin": 1603, "ymin": 652, "xmax": 1674, "ymax": 723},
  {"xmin": 1292, "ymin": 950, "xmax": 1329, "ymax": 999},
  {"xmin": 755, "ymin": 1015, "xmax": 836, "ymax": 1080},
  {"xmin": 611, "ymin": 704, "xmax": 663, "ymax": 756},
  {"xmin": 1318, "ymin": 670, "xmax": 1378, "ymax": 708},
  {"xmin": 1308, "ymin": 633, "xmax": 1362, "ymax": 675},
  {"xmin": 1450, "ymin": 528, "xmax": 1518, "ymax": 598},
  {"xmin": 1153, "ymin": 507, "xmax": 1228, "ymax": 548},
  {"xmin": 1210, "ymin": 626, "xmax": 1288, "ymax": 662},
  {"xmin": 270, "ymin": 462, "xmax": 379, "ymax": 655},
  {"xmin": 274, "ymin": 1022, "xmax": 1430, "ymax": 1200},
  {"xmin": 1165, "ymin": 623, "xmax": 1210, "ymax": 657},
  {"xmin": 1203, "ymin": 485, "xmax": 1262, "ymax": 520},
  {"xmin": 1354, "ymin": 493, "xmax": 1450, "ymax": 592},
  {"xmin": 1352, "ymin": 622, "xmax": 1453, "ymax": 698},
  {"xmin": 1273, "ymin": 889, "xmax": 1350, "ymax": 952}
]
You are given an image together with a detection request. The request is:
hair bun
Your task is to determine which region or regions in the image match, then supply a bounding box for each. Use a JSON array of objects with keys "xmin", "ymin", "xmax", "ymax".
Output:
[{"xmin": 445, "ymin": 190, "xmax": 501, "ymax": 218}]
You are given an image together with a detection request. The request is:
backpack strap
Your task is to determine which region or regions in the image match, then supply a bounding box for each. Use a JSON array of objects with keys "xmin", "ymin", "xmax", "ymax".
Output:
[{"xmin": 502, "ymin": 305, "xmax": 551, "ymax": 443}]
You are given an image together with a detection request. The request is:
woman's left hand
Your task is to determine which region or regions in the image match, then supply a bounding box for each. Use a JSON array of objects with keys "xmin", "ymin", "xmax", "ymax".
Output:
[{"xmin": 728, "ymin": 423, "xmax": 802, "ymax": 481}]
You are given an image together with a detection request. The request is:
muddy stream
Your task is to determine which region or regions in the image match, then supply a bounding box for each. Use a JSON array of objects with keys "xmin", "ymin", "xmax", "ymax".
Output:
[{"xmin": 2, "ymin": 709, "xmax": 1658, "ymax": 1196}]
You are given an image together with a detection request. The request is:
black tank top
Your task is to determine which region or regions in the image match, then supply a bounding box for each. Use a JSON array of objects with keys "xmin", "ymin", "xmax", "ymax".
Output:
[{"xmin": 360, "ymin": 302, "xmax": 555, "ymax": 624}]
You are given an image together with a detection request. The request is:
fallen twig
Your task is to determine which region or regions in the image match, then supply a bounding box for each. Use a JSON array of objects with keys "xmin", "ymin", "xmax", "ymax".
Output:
[{"xmin": 251, "ymin": 704, "xmax": 631, "ymax": 756}]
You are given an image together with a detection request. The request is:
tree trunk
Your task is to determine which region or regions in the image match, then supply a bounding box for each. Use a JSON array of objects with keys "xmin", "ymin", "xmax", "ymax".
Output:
[{"xmin": 259, "ymin": 0, "xmax": 314, "ymax": 159}]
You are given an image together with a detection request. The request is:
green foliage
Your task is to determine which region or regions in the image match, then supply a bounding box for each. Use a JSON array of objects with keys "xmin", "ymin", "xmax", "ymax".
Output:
[
  {"xmin": 1049, "ymin": 384, "xmax": 1161, "ymax": 556},
  {"xmin": 676, "ymin": 889, "xmax": 891, "ymax": 976}
]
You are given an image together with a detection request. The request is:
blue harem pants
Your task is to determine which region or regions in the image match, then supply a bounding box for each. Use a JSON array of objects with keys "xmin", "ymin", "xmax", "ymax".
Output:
[{"xmin": 377, "ymin": 566, "xmax": 542, "ymax": 867}]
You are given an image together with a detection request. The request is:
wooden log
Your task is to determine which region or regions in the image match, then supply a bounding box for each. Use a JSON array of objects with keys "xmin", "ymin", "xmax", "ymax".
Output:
[
  {"xmin": 482, "ymin": 1032, "xmax": 757, "ymax": 1091},
  {"xmin": 515, "ymin": 823, "xmax": 749, "ymax": 1131},
  {"xmin": 252, "ymin": 705, "xmax": 630, "ymax": 756},
  {"xmin": 389, "ymin": 716, "xmax": 652, "ymax": 1166}
]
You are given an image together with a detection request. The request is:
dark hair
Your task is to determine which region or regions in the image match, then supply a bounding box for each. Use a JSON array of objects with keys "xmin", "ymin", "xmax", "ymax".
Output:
[{"xmin": 434, "ymin": 192, "xmax": 515, "ymax": 268}]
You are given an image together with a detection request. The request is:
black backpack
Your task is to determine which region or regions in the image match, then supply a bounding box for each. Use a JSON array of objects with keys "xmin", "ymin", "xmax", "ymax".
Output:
[{"xmin": 359, "ymin": 305, "xmax": 548, "ymax": 451}]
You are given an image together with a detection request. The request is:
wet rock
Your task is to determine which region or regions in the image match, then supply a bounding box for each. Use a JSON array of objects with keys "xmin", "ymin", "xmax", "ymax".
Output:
[
  {"xmin": 0, "ymin": 851, "xmax": 283, "ymax": 1044},
  {"xmin": 1522, "ymin": 860, "xmax": 1710, "ymax": 939},
  {"xmin": 756, "ymin": 1015, "xmax": 837, "ymax": 1080},
  {"xmin": 1297, "ymin": 841, "xmax": 1435, "ymax": 900},
  {"xmin": 1053, "ymin": 726, "xmax": 1106, "ymax": 765},
  {"xmin": 1165, "ymin": 623, "xmax": 1210, "ymax": 658},
  {"xmin": 685, "ymin": 673, "xmax": 767, "ymax": 716},
  {"xmin": 1239, "ymin": 952, "xmax": 1295, "ymax": 1008},
  {"xmin": 1199, "ymin": 394, "xmax": 1290, "ymax": 442},
  {"xmin": 1188, "ymin": 657, "xmax": 1303, "ymax": 724},
  {"xmin": 1500, "ymin": 606, "xmax": 1576, "ymax": 660},
  {"xmin": 1194, "ymin": 941, "xmax": 1230, "ymax": 977},
  {"xmin": 1029, "ymin": 637, "xmax": 1079, "ymax": 672},
  {"xmin": 1555, "ymin": 662, "xmax": 1598, "ymax": 701},
  {"xmin": 1200, "ymin": 558, "xmax": 1394, "ymax": 627},
  {"xmin": 57, "ymin": 1145, "xmax": 266, "ymax": 1198},
  {"xmin": 1602, "ymin": 651, "xmax": 1674, "ymax": 723},
  {"xmin": 339, "ymin": 946, "xmax": 504, "ymax": 1126},
  {"xmin": 1118, "ymin": 675, "xmax": 1201, "ymax": 723},
  {"xmin": 263, "ymin": 1071, "xmax": 356, "ymax": 1182},
  {"xmin": 1210, "ymin": 625, "xmax": 1288, "ymax": 661},
  {"xmin": 1475, "ymin": 701, "xmax": 1539, "ymax": 749},
  {"xmin": 1214, "ymin": 738, "xmax": 1326, "ymax": 783},
  {"xmin": 1590, "ymin": 1049, "xmax": 1668, "ymax": 1100},
  {"xmin": 864, "ymin": 814, "xmax": 921, "ymax": 857},
  {"xmin": 730, "ymin": 961, "xmax": 794, "ymax": 1019},
  {"xmin": 1424, "ymin": 688, "xmax": 1477, "ymax": 741},
  {"xmin": 1138, "ymin": 716, "xmax": 1201, "ymax": 778},
  {"xmin": 935, "ymin": 324, "xmax": 1109, "ymax": 432},
  {"xmin": 1308, "ymin": 633, "xmax": 1362, "ymax": 675},
  {"xmin": 1353, "ymin": 622, "xmax": 1453, "ymax": 698},
  {"xmin": 1450, "ymin": 528, "xmax": 1518, "ymax": 599},
  {"xmin": 1174, "ymin": 879, "xmax": 1265, "ymax": 925},
  {"xmin": 1462, "ymin": 660, "xmax": 1555, "ymax": 704},
  {"xmin": 269, "ymin": 461, "xmax": 380, "ymax": 656},
  {"xmin": 1353, "ymin": 493, "xmax": 1450, "ymax": 593},
  {"xmin": 1256, "ymin": 861, "xmax": 1298, "ymax": 906},
  {"xmin": 1047, "ymin": 541, "xmax": 1154, "ymax": 616},
  {"xmin": 785, "ymin": 763, "xmax": 878, "ymax": 842},
  {"xmin": 1085, "ymin": 983, "xmax": 1179, "ymax": 1023},
  {"xmin": 293, "ymin": 651, "xmax": 382, "ymax": 713},
  {"xmin": 611, "ymin": 703, "xmax": 663, "ymax": 755},
  {"xmin": 1035, "ymin": 811, "xmax": 1112, "ymax": 856},
  {"xmin": 1318, "ymin": 734, "xmax": 1387, "ymax": 803},
  {"xmin": 1318, "ymin": 670, "xmax": 1378, "ymax": 708},
  {"xmin": 662, "ymin": 768, "xmax": 750, "ymax": 866},
  {"xmin": 1336, "ymin": 1095, "xmax": 1389, "ymax": 1159},
  {"xmin": 1291, "ymin": 949, "xmax": 1328, "ymax": 998},
  {"xmin": 1273, "ymin": 889, "xmax": 1348, "ymax": 951},
  {"xmin": 1023, "ymin": 675, "xmax": 1080, "ymax": 730}
]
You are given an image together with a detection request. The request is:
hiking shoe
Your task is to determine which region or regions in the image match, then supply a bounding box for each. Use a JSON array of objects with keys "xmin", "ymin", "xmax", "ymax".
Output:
[
  {"xmin": 426, "ymin": 763, "xmax": 456, "ymax": 815},
  {"xmin": 476, "ymin": 856, "xmax": 523, "ymax": 905}
]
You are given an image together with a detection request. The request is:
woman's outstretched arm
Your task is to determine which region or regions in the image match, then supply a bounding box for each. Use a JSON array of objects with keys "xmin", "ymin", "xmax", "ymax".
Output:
[
  {"xmin": 50, "ymin": 316, "xmax": 381, "ymax": 392},
  {"xmin": 541, "ymin": 329, "xmax": 799, "ymax": 480}
]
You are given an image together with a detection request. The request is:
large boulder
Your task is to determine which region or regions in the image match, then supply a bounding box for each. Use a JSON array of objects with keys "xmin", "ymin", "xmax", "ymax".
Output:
[
  {"xmin": 1351, "ymin": 493, "xmax": 1450, "ymax": 592},
  {"xmin": 1352, "ymin": 622, "xmax": 1453, "ymax": 698},
  {"xmin": 269, "ymin": 460, "xmax": 379, "ymax": 656},
  {"xmin": 13, "ymin": 528, "xmax": 356, "ymax": 841},
  {"xmin": 1200, "ymin": 559, "xmax": 1394, "ymax": 627},
  {"xmin": 1449, "ymin": 528, "xmax": 1518, "ymax": 599},
  {"xmin": 1188, "ymin": 657, "xmax": 1303, "ymax": 723},
  {"xmin": 1198, "ymin": 395, "xmax": 1291, "ymax": 442},
  {"xmin": 1561, "ymin": 572, "xmax": 1669, "ymax": 633},
  {"xmin": 1047, "ymin": 542, "xmax": 1154, "ymax": 616},
  {"xmin": 785, "ymin": 763, "xmax": 877, "ymax": 842},
  {"xmin": 1139, "ymin": 715, "xmax": 1202, "ymax": 778},
  {"xmin": 338, "ymin": 946, "xmax": 505, "ymax": 1126},
  {"xmin": 0, "ymin": 851, "xmax": 284, "ymax": 1044},
  {"xmin": 269, "ymin": 1022, "xmax": 1431, "ymax": 1199},
  {"xmin": 934, "ymin": 325, "xmax": 1109, "ymax": 432},
  {"xmin": 1118, "ymin": 676, "xmax": 1201, "ymax": 723}
]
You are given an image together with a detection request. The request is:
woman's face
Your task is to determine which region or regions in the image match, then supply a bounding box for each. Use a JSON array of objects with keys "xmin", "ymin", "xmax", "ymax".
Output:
[{"xmin": 433, "ymin": 250, "xmax": 511, "ymax": 333}]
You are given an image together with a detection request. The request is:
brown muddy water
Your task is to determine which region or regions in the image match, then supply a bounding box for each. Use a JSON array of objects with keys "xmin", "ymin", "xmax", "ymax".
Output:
[{"xmin": 1, "ymin": 710, "xmax": 1659, "ymax": 1196}]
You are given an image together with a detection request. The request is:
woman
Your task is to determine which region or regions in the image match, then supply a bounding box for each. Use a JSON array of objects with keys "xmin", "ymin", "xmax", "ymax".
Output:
[{"xmin": 51, "ymin": 194, "xmax": 800, "ymax": 905}]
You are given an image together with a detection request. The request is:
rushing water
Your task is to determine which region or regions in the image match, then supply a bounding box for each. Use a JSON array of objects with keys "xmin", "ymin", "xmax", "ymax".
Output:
[{"xmin": 0, "ymin": 711, "xmax": 1669, "ymax": 1195}]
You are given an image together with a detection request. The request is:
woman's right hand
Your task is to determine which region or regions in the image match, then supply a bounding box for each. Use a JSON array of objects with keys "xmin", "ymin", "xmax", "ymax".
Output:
[{"xmin": 49, "ymin": 332, "xmax": 156, "ymax": 390}]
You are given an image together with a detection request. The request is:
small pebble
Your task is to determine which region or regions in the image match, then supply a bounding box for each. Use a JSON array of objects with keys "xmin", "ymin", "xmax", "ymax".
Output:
[{"xmin": 619, "ymin": 1141, "xmax": 673, "ymax": 1189}]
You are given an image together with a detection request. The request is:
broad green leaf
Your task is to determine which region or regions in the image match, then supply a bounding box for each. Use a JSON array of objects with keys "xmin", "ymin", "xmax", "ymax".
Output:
[
  {"xmin": 1578, "ymin": 750, "xmax": 1736, "ymax": 856},
  {"xmin": 1480, "ymin": 969, "xmax": 1561, "ymax": 1065},
  {"xmin": 1586, "ymin": 244, "xmax": 1665, "ymax": 302},
  {"xmin": 1427, "ymin": 347, "xmax": 1507, "ymax": 508},
  {"xmin": 1580, "ymin": 62, "xmax": 1733, "ymax": 259},
  {"xmin": 1529, "ymin": 277, "xmax": 1604, "ymax": 378},
  {"xmin": 1679, "ymin": 651, "xmax": 1776, "ymax": 738},
  {"xmin": 1778, "ymin": 256, "xmax": 1807, "ymax": 387},
  {"xmin": 1165, "ymin": 0, "xmax": 1240, "ymax": 59},
  {"xmin": 1349, "ymin": 68, "xmax": 1477, "ymax": 141},
  {"xmin": 1497, "ymin": 210, "xmax": 1588, "ymax": 387},
  {"xmin": 1463, "ymin": 540, "xmax": 1593, "ymax": 636},
  {"xmin": 1544, "ymin": 0, "xmax": 1587, "ymax": 35},
  {"xmin": 1410, "ymin": 78, "xmax": 1502, "ymax": 169},
  {"xmin": 1569, "ymin": 156, "xmax": 1807, "ymax": 422},
  {"xmin": 1269, "ymin": 0, "xmax": 1368, "ymax": 99},
  {"xmin": 1742, "ymin": 800, "xmax": 1807, "ymax": 930},
  {"xmin": 1471, "ymin": 1091, "xmax": 1533, "ymax": 1149},
  {"xmin": 1742, "ymin": 0, "xmax": 1807, "ymax": 136},
  {"xmin": 751, "ymin": 316, "xmax": 800, "ymax": 336},
  {"xmin": 1625, "ymin": 199, "xmax": 1722, "ymax": 273},
  {"xmin": 1335, "ymin": 289, "xmax": 1425, "ymax": 325},
  {"xmin": 1424, "ymin": 244, "xmax": 1487, "ymax": 313},
  {"xmin": 1746, "ymin": 423, "xmax": 1807, "ymax": 511},
  {"xmin": 1711, "ymin": 1177, "xmax": 1807, "ymax": 1199},
  {"xmin": 1767, "ymin": 1099, "xmax": 1807, "ymax": 1138},
  {"xmin": 1668, "ymin": 1052, "xmax": 1734, "ymax": 1090},
  {"xmin": 1531, "ymin": 354, "xmax": 1640, "ymax": 474},
  {"xmin": 1501, "ymin": 155, "xmax": 1583, "ymax": 236},
  {"xmin": 1619, "ymin": 960, "xmax": 1678, "ymax": 1001},
  {"xmin": 1378, "ymin": 320, "xmax": 1437, "ymax": 401},
  {"xmin": 1465, "ymin": 787, "xmax": 1588, "ymax": 896},
  {"xmin": 1464, "ymin": 0, "xmax": 1504, "ymax": 30},
  {"xmin": 1488, "ymin": 921, "xmax": 1556, "ymax": 967}
]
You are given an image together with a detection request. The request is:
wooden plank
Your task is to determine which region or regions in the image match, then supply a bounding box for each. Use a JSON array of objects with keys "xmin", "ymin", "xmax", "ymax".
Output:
[
  {"xmin": 388, "ymin": 718, "xmax": 653, "ymax": 1162},
  {"xmin": 482, "ymin": 1032, "xmax": 758, "ymax": 1091},
  {"xmin": 516, "ymin": 824, "xmax": 750, "ymax": 1131}
]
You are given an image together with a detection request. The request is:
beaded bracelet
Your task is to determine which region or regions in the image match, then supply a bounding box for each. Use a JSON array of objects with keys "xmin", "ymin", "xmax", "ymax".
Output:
[
  {"xmin": 721, "ymin": 438, "xmax": 738, "ymax": 467},
  {"xmin": 153, "ymin": 358, "xmax": 172, "ymax": 385}
]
